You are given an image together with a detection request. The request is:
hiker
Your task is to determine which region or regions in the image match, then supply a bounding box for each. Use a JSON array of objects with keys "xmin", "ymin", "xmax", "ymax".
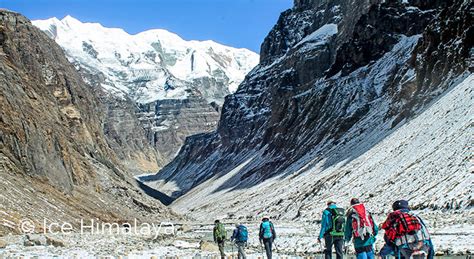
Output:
[
  {"xmin": 259, "ymin": 217, "xmax": 276, "ymax": 259},
  {"xmin": 344, "ymin": 198, "xmax": 378, "ymax": 259},
  {"xmin": 213, "ymin": 220, "xmax": 227, "ymax": 259},
  {"xmin": 381, "ymin": 200, "xmax": 434, "ymax": 259},
  {"xmin": 318, "ymin": 201, "xmax": 345, "ymax": 259},
  {"xmin": 231, "ymin": 223, "xmax": 248, "ymax": 259}
]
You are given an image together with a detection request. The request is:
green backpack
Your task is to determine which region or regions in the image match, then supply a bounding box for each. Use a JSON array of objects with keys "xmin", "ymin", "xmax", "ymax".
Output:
[
  {"xmin": 214, "ymin": 223, "xmax": 227, "ymax": 241},
  {"xmin": 329, "ymin": 207, "xmax": 346, "ymax": 237}
]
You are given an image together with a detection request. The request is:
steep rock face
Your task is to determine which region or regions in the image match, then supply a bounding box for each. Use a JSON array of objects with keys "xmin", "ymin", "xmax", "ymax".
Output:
[
  {"xmin": 77, "ymin": 67, "xmax": 166, "ymax": 173},
  {"xmin": 261, "ymin": 0, "xmax": 377, "ymax": 64},
  {"xmin": 145, "ymin": 0, "xmax": 473, "ymax": 220},
  {"xmin": 102, "ymin": 94, "xmax": 166, "ymax": 173},
  {"xmin": 33, "ymin": 16, "xmax": 258, "ymax": 167},
  {"xmin": 0, "ymin": 10, "xmax": 173, "ymax": 235},
  {"xmin": 137, "ymin": 96, "xmax": 220, "ymax": 161}
]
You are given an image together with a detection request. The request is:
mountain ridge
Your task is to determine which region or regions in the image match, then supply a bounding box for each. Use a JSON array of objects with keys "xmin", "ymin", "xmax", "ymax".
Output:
[
  {"xmin": 33, "ymin": 15, "xmax": 259, "ymax": 104},
  {"xmin": 0, "ymin": 9, "xmax": 175, "ymax": 235}
]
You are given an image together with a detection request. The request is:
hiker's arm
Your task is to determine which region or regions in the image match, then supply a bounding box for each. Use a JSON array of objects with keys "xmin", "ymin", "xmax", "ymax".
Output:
[
  {"xmin": 372, "ymin": 215, "xmax": 379, "ymax": 236},
  {"xmin": 319, "ymin": 211, "xmax": 328, "ymax": 239},
  {"xmin": 344, "ymin": 215, "xmax": 352, "ymax": 242},
  {"xmin": 381, "ymin": 215, "xmax": 391, "ymax": 230},
  {"xmin": 271, "ymin": 223, "xmax": 276, "ymax": 240},
  {"xmin": 259, "ymin": 224, "xmax": 263, "ymax": 240}
]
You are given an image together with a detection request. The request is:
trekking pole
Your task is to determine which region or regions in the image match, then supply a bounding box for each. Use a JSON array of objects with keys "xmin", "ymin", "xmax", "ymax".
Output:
[
  {"xmin": 273, "ymin": 241, "xmax": 279, "ymax": 253},
  {"xmin": 319, "ymin": 241, "xmax": 324, "ymax": 259}
]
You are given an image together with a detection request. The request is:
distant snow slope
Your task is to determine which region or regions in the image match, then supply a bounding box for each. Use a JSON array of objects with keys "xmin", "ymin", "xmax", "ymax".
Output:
[{"xmin": 33, "ymin": 16, "xmax": 259, "ymax": 104}]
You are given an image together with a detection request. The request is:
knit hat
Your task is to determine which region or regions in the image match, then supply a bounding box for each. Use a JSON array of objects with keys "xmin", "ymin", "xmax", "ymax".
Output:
[
  {"xmin": 350, "ymin": 198, "xmax": 360, "ymax": 205},
  {"xmin": 392, "ymin": 200, "xmax": 409, "ymax": 210},
  {"xmin": 327, "ymin": 200, "xmax": 336, "ymax": 206}
]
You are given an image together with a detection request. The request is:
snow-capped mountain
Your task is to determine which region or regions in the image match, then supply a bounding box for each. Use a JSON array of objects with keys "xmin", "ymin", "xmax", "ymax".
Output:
[
  {"xmin": 33, "ymin": 16, "xmax": 259, "ymax": 104},
  {"xmin": 32, "ymin": 16, "xmax": 259, "ymax": 166}
]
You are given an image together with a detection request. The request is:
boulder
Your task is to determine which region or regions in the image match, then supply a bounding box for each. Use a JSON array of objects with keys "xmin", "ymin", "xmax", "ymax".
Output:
[
  {"xmin": 24, "ymin": 234, "xmax": 47, "ymax": 246},
  {"xmin": 199, "ymin": 240, "xmax": 219, "ymax": 252},
  {"xmin": 0, "ymin": 239, "xmax": 7, "ymax": 248},
  {"xmin": 46, "ymin": 236, "xmax": 66, "ymax": 247},
  {"xmin": 177, "ymin": 224, "xmax": 192, "ymax": 233}
]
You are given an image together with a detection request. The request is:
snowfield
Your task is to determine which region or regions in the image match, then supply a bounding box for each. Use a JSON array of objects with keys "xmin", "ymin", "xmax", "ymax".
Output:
[{"xmin": 33, "ymin": 16, "xmax": 259, "ymax": 104}]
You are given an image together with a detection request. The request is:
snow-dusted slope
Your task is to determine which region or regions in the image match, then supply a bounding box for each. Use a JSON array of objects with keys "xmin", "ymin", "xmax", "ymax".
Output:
[
  {"xmin": 169, "ymin": 73, "xmax": 473, "ymax": 220},
  {"xmin": 33, "ymin": 16, "xmax": 259, "ymax": 104},
  {"xmin": 143, "ymin": 0, "xmax": 472, "ymax": 232}
]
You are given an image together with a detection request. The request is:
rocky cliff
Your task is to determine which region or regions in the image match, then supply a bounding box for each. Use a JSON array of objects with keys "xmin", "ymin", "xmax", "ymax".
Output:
[
  {"xmin": 145, "ymin": 0, "xmax": 473, "ymax": 223},
  {"xmin": 0, "ymin": 10, "xmax": 174, "ymax": 235}
]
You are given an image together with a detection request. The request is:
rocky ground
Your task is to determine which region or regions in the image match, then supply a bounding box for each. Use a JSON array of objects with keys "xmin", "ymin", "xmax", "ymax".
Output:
[{"xmin": 0, "ymin": 220, "xmax": 472, "ymax": 258}]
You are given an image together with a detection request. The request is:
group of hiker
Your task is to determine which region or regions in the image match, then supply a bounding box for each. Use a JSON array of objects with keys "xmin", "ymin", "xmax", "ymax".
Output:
[
  {"xmin": 213, "ymin": 198, "xmax": 434, "ymax": 259},
  {"xmin": 213, "ymin": 217, "xmax": 276, "ymax": 259},
  {"xmin": 320, "ymin": 199, "xmax": 433, "ymax": 259}
]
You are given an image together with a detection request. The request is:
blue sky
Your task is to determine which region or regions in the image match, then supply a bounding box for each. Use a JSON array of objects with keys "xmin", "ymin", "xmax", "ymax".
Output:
[{"xmin": 0, "ymin": 0, "xmax": 293, "ymax": 53}]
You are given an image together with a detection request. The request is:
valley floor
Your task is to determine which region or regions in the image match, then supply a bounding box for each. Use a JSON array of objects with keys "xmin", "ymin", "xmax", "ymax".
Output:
[{"xmin": 0, "ymin": 220, "xmax": 472, "ymax": 258}]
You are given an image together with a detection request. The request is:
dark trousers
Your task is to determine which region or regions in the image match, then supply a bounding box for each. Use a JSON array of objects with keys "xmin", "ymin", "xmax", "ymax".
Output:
[
  {"xmin": 263, "ymin": 238, "xmax": 273, "ymax": 259},
  {"xmin": 324, "ymin": 234, "xmax": 344, "ymax": 259},
  {"xmin": 236, "ymin": 241, "xmax": 247, "ymax": 259},
  {"xmin": 217, "ymin": 241, "xmax": 225, "ymax": 259}
]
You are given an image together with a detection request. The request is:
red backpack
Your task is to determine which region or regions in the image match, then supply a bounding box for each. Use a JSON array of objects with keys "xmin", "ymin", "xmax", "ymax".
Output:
[
  {"xmin": 350, "ymin": 203, "xmax": 375, "ymax": 239},
  {"xmin": 396, "ymin": 211, "xmax": 422, "ymax": 235},
  {"xmin": 384, "ymin": 210, "xmax": 422, "ymax": 241}
]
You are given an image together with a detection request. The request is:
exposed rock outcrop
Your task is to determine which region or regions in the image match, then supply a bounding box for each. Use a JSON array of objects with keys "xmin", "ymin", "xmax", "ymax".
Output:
[{"xmin": 0, "ymin": 10, "xmax": 174, "ymax": 235}]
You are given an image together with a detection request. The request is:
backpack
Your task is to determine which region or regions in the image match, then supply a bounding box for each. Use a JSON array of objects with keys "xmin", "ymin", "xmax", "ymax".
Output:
[
  {"xmin": 350, "ymin": 203, "xmax": 375, "ymax": 240},
  {"xmin": 395, "ymin": 211, "xmax": 422, "ymax": 236},
  {"xmin": 261, "ymin": 221, "xmax": 273, "ymax": 239},
  {"xmin": 328, "ymin": 207, "xmax": 345, "ymax": 237},
  {"xmin": 393, "ymin": 212, "xmax": 430, "ymax": 250},
  {"xmin": 214, "ymin": 223, "xmax": 226, "ymax": 241},
  {"xmin": 236, "ymin": 225, "xmax": 248, "ymax": 242}
]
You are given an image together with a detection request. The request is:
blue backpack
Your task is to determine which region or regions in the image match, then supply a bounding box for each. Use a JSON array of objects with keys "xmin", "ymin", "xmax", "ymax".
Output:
[
  {"xmin": 261, "ymin": 221, "xmax": 273, "ymax": 239},
  {"xmin": 237, "ymin": 225, "xmax": 248, "ymax": 242}
]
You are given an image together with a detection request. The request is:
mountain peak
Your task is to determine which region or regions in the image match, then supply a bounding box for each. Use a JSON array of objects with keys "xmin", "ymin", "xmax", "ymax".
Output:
[{"xmin": 61, "ymin": 15, "xmax": 81, "ymax": 26}]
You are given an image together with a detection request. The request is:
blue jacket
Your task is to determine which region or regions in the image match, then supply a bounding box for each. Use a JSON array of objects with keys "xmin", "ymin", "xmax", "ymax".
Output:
[
  {"xmin": 319, "ymin": 204, "xmax": 338, "ymax": 239},
  {"xmin": 231, "ymin": 227, "xmax": 239, "ymax": 241},
  {"xmin": 344, "ymin": 213, "xmax": 378, "ymax": 248}
]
